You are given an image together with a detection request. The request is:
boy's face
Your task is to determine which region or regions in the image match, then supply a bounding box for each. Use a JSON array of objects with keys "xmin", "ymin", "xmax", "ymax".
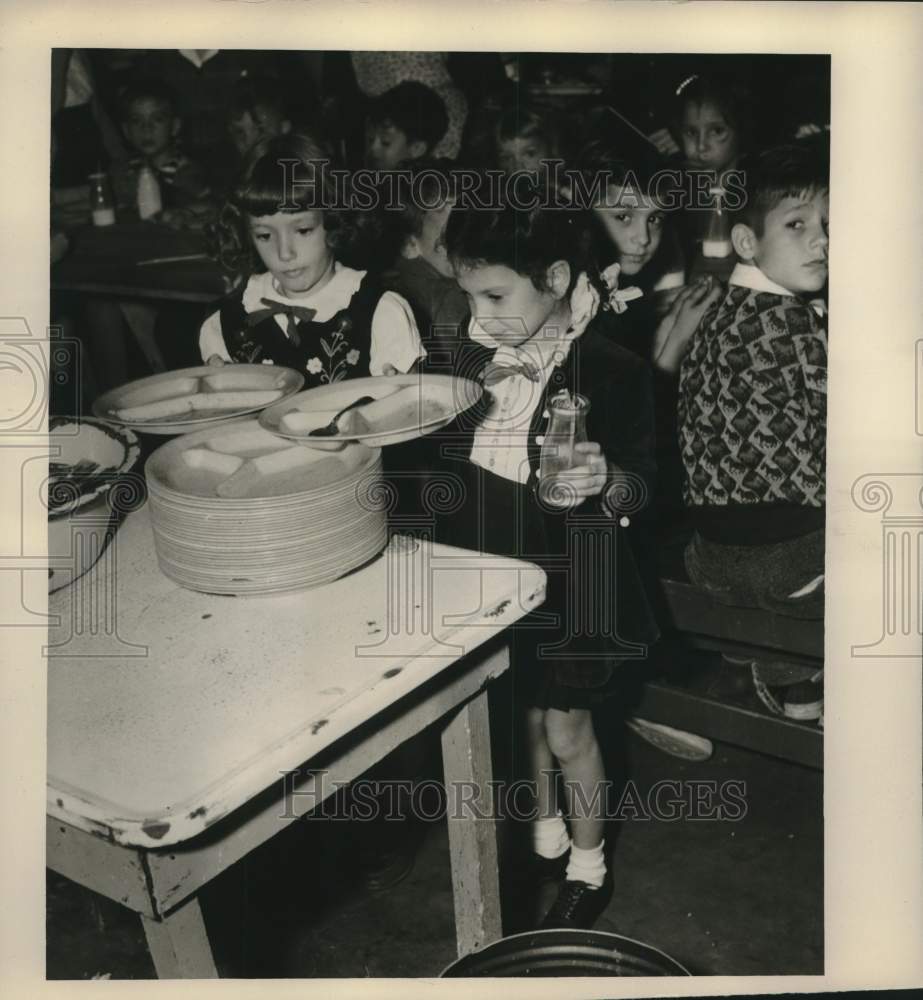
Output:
[
  {"xmin": 123, "ymin": 98, "xmax": 176, "ymax": 162},
  {"xmin": 592, "ymin": 185, "xmax": 666, "ymax": 276},
  {"xmin": 740, "ymin": 190, "xmax": 829, "ymax": 295},
  {"xmin": 681, "ymin": 100, "xmax": 739, "ymax": 173},
  {"xmin": 365, "ymin": 121, "xmax": 424, "ymax": 170},
  {"xmin": 248, "ymin": 210, "xmax": 334, "ymax": 298},
  {"xmin": 229, "ymin": 106, "xmax": 290, "ymax": 156},
  {"xmin": 499, "ymin": 137, "xmax": 549, "ymax": 174},
  {"xmin": 455, "ymin": 263, "xmax": 561, "ymax": 346},
  {"xmin": 405, "ymin": 202, "xmax": 454, "ymax": 278}
]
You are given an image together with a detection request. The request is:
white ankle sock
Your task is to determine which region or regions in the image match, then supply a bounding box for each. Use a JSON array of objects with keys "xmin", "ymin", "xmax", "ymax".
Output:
[
  {"xmin": 532, "ymin": 812, "xmax": 571, "ymax": 860},
  {"xmin": 565, "ymin": 840, "xmax": 606, "ymax": 888}
]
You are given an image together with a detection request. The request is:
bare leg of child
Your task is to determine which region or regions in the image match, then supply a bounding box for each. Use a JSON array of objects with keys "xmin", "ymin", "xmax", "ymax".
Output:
[
  {"xmin": 539, "ymin": 707, "xmax": 612, "ymax": 929},
  {"xmin": 544, "ymin": 707, "xmax": 605, "ymax": 851},
  {"xmin": 525, "ymin": 705, "xmax": 557, "ymax": 820}
]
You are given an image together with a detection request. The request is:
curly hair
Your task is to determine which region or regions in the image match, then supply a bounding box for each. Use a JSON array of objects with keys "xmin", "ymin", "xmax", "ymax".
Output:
[
  {"xmin": 207, "ymin": 132, "xmax": 378, "ymax": 275},
  {"xmin": 442, "ymin": 185, "xmax": 602, "ymax": 298}
]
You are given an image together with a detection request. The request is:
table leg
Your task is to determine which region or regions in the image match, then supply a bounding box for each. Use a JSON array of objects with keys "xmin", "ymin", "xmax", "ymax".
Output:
[
  {"xmin": 440, "ymin": 648, "xmax": 506, "ymax": 957},
  {"xmin": 119, "ymin": 301, "xmax": 167, "ymax": 373},
  {"xmin": 140, "ymin": 895, "xmax": 218, "ymax": 979}
]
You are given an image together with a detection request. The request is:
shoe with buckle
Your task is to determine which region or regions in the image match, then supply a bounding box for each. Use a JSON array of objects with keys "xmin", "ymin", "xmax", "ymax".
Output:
[{"xmin": 540, "ymin": 877, "xmax": 613, "ymax": 930}]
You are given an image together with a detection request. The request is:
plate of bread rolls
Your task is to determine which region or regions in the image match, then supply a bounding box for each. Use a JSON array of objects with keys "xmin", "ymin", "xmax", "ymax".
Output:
[
  {"xmin": 93, "ymin": 365, "xmax": 304, "ymax": 435},
  {"xmin": 259, "ymin": 374, "xmax": 482, "ymax": 448}
]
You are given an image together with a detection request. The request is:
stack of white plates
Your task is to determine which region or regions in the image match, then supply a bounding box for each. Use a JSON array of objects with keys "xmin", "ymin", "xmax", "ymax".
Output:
[{"xmin": 145, "ymin": 418, "xmax": 387, "ymax": 595}]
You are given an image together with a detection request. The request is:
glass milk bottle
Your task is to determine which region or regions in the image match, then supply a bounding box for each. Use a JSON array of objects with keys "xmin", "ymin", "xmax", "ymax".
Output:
[
  {"xmin": 539, "ymin": 392, "xmax": 589, "ymax": 503},
  {"xmin": 137, "ymin": 166, "xmax": 162, "ymax": 220},
  {"xmin": 88, "ymin": 172, "xmax": 116, "ymax": 227},
  {"xmin": 702, "ymin": 185, "xmax": 732, "ymax": 259}
]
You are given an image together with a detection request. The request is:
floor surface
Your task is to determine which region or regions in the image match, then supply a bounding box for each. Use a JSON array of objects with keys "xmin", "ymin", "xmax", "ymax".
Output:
[{"xmin": 47, "ymin": 724, "xmax": 823, "ymax": 980}]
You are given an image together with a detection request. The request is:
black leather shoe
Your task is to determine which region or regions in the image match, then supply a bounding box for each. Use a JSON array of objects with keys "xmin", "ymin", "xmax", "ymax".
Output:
[
  {"xmin": 540, "ymin": 878, "xmax": 613, "ymax": 930},
  {"xmin": 530, "ymin": 850, "xmax": 570, "ymax": 884}
]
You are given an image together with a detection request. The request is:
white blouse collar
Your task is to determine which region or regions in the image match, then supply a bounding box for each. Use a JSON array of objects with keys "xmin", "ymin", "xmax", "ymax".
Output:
[{"xmin": 241, "ymin": 264, "xmax": 363, "ymax": 313}]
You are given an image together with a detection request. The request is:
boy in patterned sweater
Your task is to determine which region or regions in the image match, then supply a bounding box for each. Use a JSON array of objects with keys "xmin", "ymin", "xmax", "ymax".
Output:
[{"xmin": 677, "ymin": 139, "xmax": 828, "ymax": 720}]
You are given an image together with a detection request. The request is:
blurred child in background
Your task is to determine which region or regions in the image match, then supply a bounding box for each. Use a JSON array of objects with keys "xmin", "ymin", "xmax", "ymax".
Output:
[
  {"xmin": 110, "ymin": 77, "xmax": 211, "ymax": 229},
  {"xmin": 380, "ymin": 160, "xmax": 467, "ymax": 345},
  {"xmin": 227, "ymin": 74, "xmax": 293, "ymax": 159},
  {"xmin": 364, "ymin": 81, "xmax": 449, "ymax": 170}
]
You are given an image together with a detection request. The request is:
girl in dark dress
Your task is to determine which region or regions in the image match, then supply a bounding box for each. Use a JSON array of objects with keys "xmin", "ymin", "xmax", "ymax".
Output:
[{"xmin": 437, "ymin": 195, "xmax": 660, "ymax": 929}]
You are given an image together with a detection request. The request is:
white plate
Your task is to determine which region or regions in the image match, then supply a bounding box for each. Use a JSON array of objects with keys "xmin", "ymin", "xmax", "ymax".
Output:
[
  {"xmin": 93, "ymin": 365, "xmax": 305, "ymax": 436},
  {"xmin": 259, "ymin": 374, "xmax": 482, "ymax": 447}
]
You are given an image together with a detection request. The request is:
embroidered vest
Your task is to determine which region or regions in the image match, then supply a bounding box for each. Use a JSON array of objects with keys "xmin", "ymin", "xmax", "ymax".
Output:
[{"xmin": 218, "ymin": 273, "xmax": 383, "ymax": 386}]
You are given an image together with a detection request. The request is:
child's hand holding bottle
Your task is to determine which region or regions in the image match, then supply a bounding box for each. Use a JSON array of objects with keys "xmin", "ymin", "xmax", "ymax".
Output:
[
  {"xmin": 539, "ymin": 440, "xmax": 610, "ymax": 509},
  {"xmin": 538, "ymin": 392, "xmax": 608, "ymax": 508}
]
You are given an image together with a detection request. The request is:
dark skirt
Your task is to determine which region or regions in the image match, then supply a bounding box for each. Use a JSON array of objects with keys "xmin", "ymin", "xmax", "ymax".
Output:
[{"xmin": 434, "ymin": 462, "xmax": 654, "ymax": 712}]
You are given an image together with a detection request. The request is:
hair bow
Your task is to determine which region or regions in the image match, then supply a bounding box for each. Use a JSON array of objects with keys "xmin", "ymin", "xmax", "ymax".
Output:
[
  {"xmin": 600, "ymin": 263, "xmax": 644, "ymax": 315},
  {"xmin": 246, "ymin": 297, "xmax": 318, "ymax": 346}
]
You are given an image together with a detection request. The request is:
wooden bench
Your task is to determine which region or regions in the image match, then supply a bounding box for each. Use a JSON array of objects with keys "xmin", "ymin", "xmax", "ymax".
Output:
[{"xmin": 634, "ymin": 534, "xmax": 824, "ymax": 770}]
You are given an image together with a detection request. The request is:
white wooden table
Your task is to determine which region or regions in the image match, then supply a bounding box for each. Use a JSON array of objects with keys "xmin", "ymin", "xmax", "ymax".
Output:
[{"xmin": 46, "ymin": 505, "xmax": 546, "ymax": 978}]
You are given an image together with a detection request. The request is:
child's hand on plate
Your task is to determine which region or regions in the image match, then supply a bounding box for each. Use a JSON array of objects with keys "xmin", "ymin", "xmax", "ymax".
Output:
[
  {"xmin": 206, "ymin": 354, "xmax": 226, "ymax": 367},
  {"xmin": 539, "ymin": 441, "xmax": 608, "ymax": 508},
  {"xmin": 380, "ymin": 363, "xmax": 399, "ymax": 376}
]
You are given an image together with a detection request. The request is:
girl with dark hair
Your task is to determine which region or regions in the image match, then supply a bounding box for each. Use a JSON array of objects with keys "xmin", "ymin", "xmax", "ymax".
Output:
[
  {"xmin": 435, "ymin": 192, "xmax": 660, "ymax": 930},
  {"xmin": 199, "ymin": 133, "xmax": 422, "ymax": 383},
  {"xmin": 669, "ymin": 73, "xmax": 753, "ymax": 177}
]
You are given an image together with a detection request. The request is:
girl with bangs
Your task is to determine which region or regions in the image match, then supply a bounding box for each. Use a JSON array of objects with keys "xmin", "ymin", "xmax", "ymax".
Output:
[{"xmin": 199, "ymin": 133, "xmax": 423, "ymax": 384}]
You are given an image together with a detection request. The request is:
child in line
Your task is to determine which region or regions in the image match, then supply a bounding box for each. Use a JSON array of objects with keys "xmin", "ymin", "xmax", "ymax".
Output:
[
  {"xmin": 668, "ymin": 73, "xmax": 754, "ymax": 272},
  {"xmin": 364, "ymin": 81, "xmax": 449, "ymax": 170},
  {"xmin": 670, "ymin": 72, "xmax": 751, "ymax": 179},
  {"xmin": 677, "ymin": 139, "xmax": 829, "ymax": 720},
  {"xmin": 200, "ymin": 133, "xmax": 423, "ymax": 380},
  {"xmin": 379, "ymin": 160, "xmax": 468, "ymax": 345},
  {"xmin": 227, "ymin": 74, "xmax": 293, "ymax": 159},
  {"xmin": 577, "ymin": 142, "xmax": 723, "ymax": 533},
  {"xmin": 110, "ymin": 77, "xmax": 211, "ymax": 227},
  {"xmin": 438, "ymin": 193, "xmax": 660, "ymax": 929},
  {"xmin": 494, "ymin": 104, "xmax": 559, "ymax": 174}
]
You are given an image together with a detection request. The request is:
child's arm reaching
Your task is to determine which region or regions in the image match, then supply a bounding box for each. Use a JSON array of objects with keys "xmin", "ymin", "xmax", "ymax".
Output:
[
  {"xmin": 199, "ymin": 309, "xmax": 232, "ymax": 367},
  {"xmin": 369, "ymin": 292, "xmax": 426, "ymax": 376},
  {"xmin": 651, "ymin": 275, "xmax": 722, "ymax": 374}
]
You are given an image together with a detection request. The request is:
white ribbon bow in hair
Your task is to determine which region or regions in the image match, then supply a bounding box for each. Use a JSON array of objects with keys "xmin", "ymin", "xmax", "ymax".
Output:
[
  {"xmin": 601, "ymin": 263, "xmax": 644, "ymax": 315},
  {"xmin": 567, "ymin": 272, "xmax": 601, "ymax": 338}
]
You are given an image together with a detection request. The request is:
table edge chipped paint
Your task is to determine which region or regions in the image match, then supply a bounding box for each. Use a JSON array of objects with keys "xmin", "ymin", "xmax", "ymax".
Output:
[{"xmin": 47, "ymin": 527, "xmax": 546, "ymax": 850}]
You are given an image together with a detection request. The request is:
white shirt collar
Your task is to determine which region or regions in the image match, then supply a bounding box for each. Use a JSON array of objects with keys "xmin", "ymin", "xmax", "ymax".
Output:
[
  {"xmin": 469, "ymin": 320, "xmax": 571, "ymax": 377},
  {"xmin": 729, "ymin": 262, "xmax": 827, "ymax": 319},
  {"xmin": 729, "ymin": 262, "xmax": 796, "ymax": 298},
  {"xmin": 178, "ymin": 50, "xmax": 219, "ymax": 69}
]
